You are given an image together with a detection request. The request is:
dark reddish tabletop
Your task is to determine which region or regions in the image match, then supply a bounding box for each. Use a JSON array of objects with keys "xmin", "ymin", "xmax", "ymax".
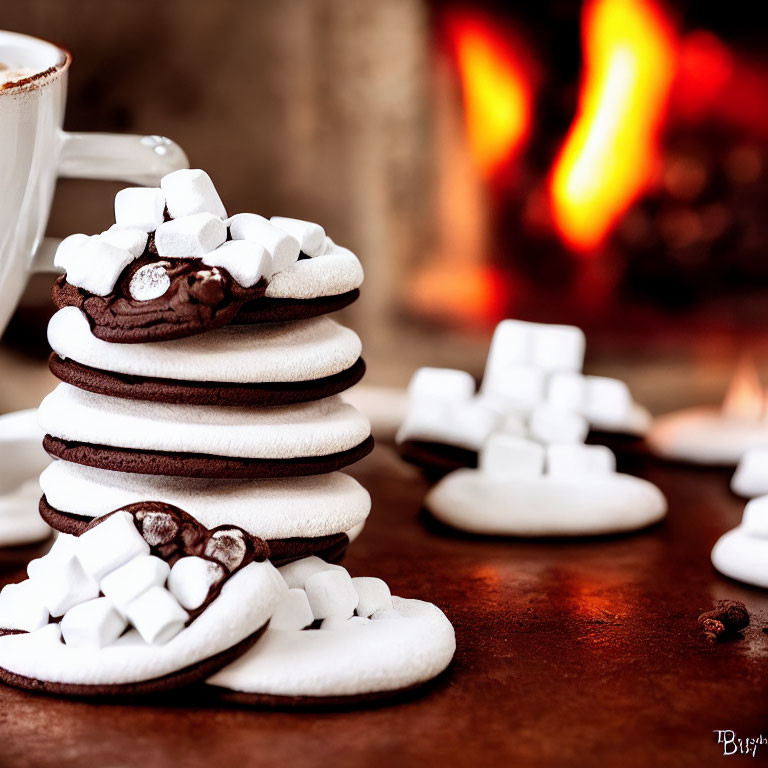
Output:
[{"xmin": 1, "ymin": 445, "xmax": 766, "ymax": 767}]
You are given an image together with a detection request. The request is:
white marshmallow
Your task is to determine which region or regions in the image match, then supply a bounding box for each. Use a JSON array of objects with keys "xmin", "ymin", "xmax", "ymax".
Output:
[
  {"xmin": 269, "ymin": 588, "xmax": 314, "ymax": 631},
  {"xmin": 31, "ymin": 554, "xmax": 100, "ymax": 617},
  {"xmin": 55, "ymin": 235, "xmax": 137, "ymax": 296},
  {"xmin": 100, "ymin": 555, "xmax": 170, "ymax": 612},
  {"xmin": 742, "ymin": 497, "xmax": 768, "ymax": 538},
  {"xmin": 114, "ymin": 187, "xmax": 166, "ymax": 232},
  {"xmin": 161, "ymin": 168, "xmax": 227, "ymax": 219},
  {"xmin": 0, "ymin": 581, "xmax": 49, "ymax": 632},
  {"xmin": 546, "ymin": 443, "xmax": 616, "ymax": 476},
  {"xmin": 125, "ymin": 586, "xmax": 189, "ymax": 645},
  {"xmin": 352, "ymin": 577, "xmax": 392, "ymax": 617},
  {"xmin": 485, "ymin": 320, "xmax": 533, "ymax": 369},
  {"xmin": 167, "ymin": 556, "xmax": 225, "ymax": 611},
  {"xmin": 304, "ymin": 569, "xmax": 359, "ymax": 620},
  {"xmin": 270, "ymin": 216, "xmax": 326, "ymax": 257},
  {"xmin": 452, "ymin": 400, "xmax": 503, "ymax": 448},
  {"xmin": 202, "ymin": 239, "xmax": 272, "ymax": 288},
  {"xmin": 480, "ymin": 434, "xmax": 545, "ymax": 479},
  {"xmin": 497, "ymin": 411, "xmax": 527, "ymax": 437},
  {"xmin": 585, "ymin": 377, "xmax": 632, "ymax": 426},
  {"xmin": 27, "ymin": 533, "xmax": 74, "ymax": 581},
  {"xmin": 75, "ymin": 511, "xmax": 150, "ymax": 581},
  {"xmin": 483, "ymin": 364, "xmax": 546, "ymax": 411},
  {"xmin": 529, "ymin": 405, "xmax": 589, "ymax": 445},
  {"xmin": 320, "ymin": 615, "xmax": 371, "ymax": 631},
  {"xmin": 732, "ymin": 449, "xmax": 768, "ymax": 498},
  {"xmin": 547, "ymin": 372, "xmax": 587, "ymax": 412},
  {"xmin": 532, "ymin": 324, "xmax": 585, "ymax": 373},
  {"xmin": 408, "ymin": 368, "xmax": 475, "ymax": 403},
  {"xmin": 228, "ymin": 214, "xmax": 300, "ymax": 273},
  {"xmin": 61, "ymin": 597, "xmax": 127, "ymax": 648},
  {"xmin": 101, "ymin": 225, "xmax": 149, "ymax": 257},
  {"xmin": 154, "ymin": 213, "xmax": 227, "ymax": 258},
  {"xmin": 277, "ymin": 556, "xmax": 346, "ymax": 589}
]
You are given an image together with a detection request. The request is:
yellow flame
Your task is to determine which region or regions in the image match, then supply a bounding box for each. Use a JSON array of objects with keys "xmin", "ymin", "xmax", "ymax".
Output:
[
  {"xmin": 452, "ymin": 20, "xmax": 532, "ymax": 177},
  {"xmin": 550, "ymin": 0, "xmax": 676, "ymax": 252},
  {"xmin": 722, "ymin": 355, "xmax": 765, "ymax": 420}
]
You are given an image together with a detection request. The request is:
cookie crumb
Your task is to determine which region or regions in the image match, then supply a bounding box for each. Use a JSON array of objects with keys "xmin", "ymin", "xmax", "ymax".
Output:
[{"xmin": 697, "ymin": 600, "xmax": 750, "ymax": 644}]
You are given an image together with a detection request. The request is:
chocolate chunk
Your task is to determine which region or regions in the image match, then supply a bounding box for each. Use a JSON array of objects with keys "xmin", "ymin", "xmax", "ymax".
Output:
[{"xmin": 698, "ymin": 599, "xmax": 750, "ymax": 643}]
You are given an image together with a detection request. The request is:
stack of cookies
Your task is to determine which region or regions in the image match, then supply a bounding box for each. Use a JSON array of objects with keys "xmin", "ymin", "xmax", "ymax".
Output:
[{"xmin": 0, "ymin": 169, "xmax": 455, "ymax": 703}]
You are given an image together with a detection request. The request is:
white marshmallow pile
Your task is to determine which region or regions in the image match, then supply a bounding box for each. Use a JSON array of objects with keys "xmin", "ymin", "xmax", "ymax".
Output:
[
  {"xmin": 0, "ymin": 511, "xmax": 237, "ymax": 649},
  {"xmin": 269, "ymin": 556, "xmax": 393, "ymax": 632},
  {"xmin": 56, "ymin": 168, "xmax": 333, "ymax": 299},
  {"xmin": 397, "ymin": 319, "xmax": 650, "ymax": 454},
  {"xmin": 711, "ymin": 496, "xmax": 768, "ymax": 589},
  {"xmin": 732, "ymin": 448, "xmax": 768, "ymax": 498}
]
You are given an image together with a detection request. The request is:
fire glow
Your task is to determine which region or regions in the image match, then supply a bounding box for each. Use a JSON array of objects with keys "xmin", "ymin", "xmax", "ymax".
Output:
[
  {"xmin": 549, "ymin": 0, "xmax": 677, "ymax": 253},
  {"xmin": 448, "ymin": 15, "xmax": 533, "ymax": 178}
]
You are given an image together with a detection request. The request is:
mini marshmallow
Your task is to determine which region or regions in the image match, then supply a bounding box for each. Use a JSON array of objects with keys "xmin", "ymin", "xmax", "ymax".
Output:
[
  {"xmin": 228, "ymin": 214, "xmax": 300, "ymax": 273},
  {"xmin": 304, "ymin": 569, "xmax": 359, "ymax": 620},
  {"xmin": 585, "ymin": 377, "xmax": 632, "ymax": 426},
  {"xmin": 529, "ymin": 405, "xmax": 589, "ymax": 445},
  {"xmin": 732, "ymin": 449, "xmax": 768, "ymax": 498},
  {"xmin": 55, "ymin": 235, "xmax": 137, "ymax": 296},
  {"xmin": 100, "ymin": 555, "xmax": 170, "ymax": 612},
  {"xmin": 114, "ymin": 187, "xmax": 166, "ymax": 232},
  {"xmin": 547, "ymin": 372, "xmax": 587, "ymax": 413},
  {"xmin": 452, "ymin": 400, "xmax": 503, "ymax": 448},
  {"xmin": 31, "ymin": 554, "xmax": 99, "ymax": 618},
  {"xmin": 742, "ymin": 497, "xmax": 768, "ymax": 538},
  {"xmin": 0, "ymin": 581, "xmax": 49, "ymax": 632},
  {"xmin": 161, "ymin": 169, "xmax": 227, "ymax": 219},
  {"xmin": 61, "ymin": 597, "xmax": 127, "ymax": 648},
  {"xmin": 485, "ymin": 320, "xmax": 533, "ymax": 371},
  {"xmin": 270, "ymin": 216, "xmax": 326, "ymax": 257},
  {"xmin": 480, "ymin": 434, "xmax": 545, "ymax": 479},
  {"xmin": 352, "ymin": 577, "xmax": 392, "ymax": 617},
  {"xmin": 483, "ymin": 364, "xmax": 546, "ymax": 411},
  {"xmin": 101, "ymin": 225, "xmax": 148, "ymax": 257},
  {"xmin": 269, "ymin": 588, "xmax": 314, "ymax": 631},
  {"xmin": 408, "ymin": 368, "xmax": 475, "ymax": 403},
  {"xmin": 531, "ymin": 324, "xmax": 586, "ymax": 373},
  {"xmin": 75, "ymin": 511, "xmax": 150, "ymax": 581},
  {"xmin": 27, "ymin": 534, "xmax": 74, "ymax": 581},
  {"xmin": 124, "ymin": 586, "xmax": 189, "ymax": 645},
  {"xmin": 278, "ymin": 556, "xmax": 346, "ymax": 589},
  {"xmin": 546, "ymin": 443, "xmax": 616, "ymax": 476},
  {"xmin": 320, "ymin": 615, "xmax": 371, "ymax": 631},
  {"xmin": 154, "ymin": 213, "xmax": 227, "ymax": 258},
  {"xmin": 202, "ymin": 239, "xmax": 272, "ymax": 288},
  {"xmin": 167, "ymin": 556, "xmax": 225, "ymax": 611}
]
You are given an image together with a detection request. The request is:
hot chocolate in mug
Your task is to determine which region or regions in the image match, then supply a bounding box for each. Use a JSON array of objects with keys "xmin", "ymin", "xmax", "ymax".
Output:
[{"xmin": 0, "ymin": 29, "xmax": 189, "ymax": 335}]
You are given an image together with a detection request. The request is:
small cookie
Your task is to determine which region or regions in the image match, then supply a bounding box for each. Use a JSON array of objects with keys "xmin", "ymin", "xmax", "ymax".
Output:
[
  {"xmin": 0, "ymin": 503, "xmax": 284, "ymax": 696},
  {"xmin": 39, "ymin": 384, "xmax": 373, "ymax": 479},
  {"xmin": 207, "ymin": 557, "xmax": 456, "ymax": 706},
  {"xmin": 47, "ymin": 307, "xmax": 365, "ymax": 406}
]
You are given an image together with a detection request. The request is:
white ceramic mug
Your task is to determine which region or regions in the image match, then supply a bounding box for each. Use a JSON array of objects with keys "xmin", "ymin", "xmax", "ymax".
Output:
[{"xmin": 0, "ymin": 29, "xmax": 189, "ymax": 335}]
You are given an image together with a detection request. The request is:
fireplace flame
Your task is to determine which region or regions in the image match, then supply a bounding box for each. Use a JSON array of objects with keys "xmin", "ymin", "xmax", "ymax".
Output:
[
  {"xmin": 448, "ymin": 15, "xmax": 533, "ymax": 178},
  {"xmin": 549, "ymin": 0, "xmax": 676, "ymax": 253},
  {"xmin": 722, "ymin": 355, "xmax": 765, "ymax": 421}
]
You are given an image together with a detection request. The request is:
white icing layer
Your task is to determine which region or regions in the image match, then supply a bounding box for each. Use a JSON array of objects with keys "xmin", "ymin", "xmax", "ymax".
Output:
[
  {"xmin": 711, "ymin": 526, "xmax": 768, "ymax": 589},
  {"xmin": 40, "ymin": 462, "xmax": 370, "ymax": 540},
  {"xmin": 48, "ymin": 308, "xmax": 362, "ymax": 384},
  {"xmin": 426, "ymin": 470, "xmax": 667, "ymax": 536},
  {"xmin": 0, "ymin": 561, "xmax": 283, "ymax": 685},
  {"xmin": 207, "ymin": 597, "xmax": 455, "ymax": 697},
  {"xmin": 264, "ymin": 239, "xmax": 363, "ymax": 300},
  {"xmin": 648, "ymin": 407, "xmax": 768, "ymax": 466},
  {"xmin": 39, "ymin": 385, "xmax": 371, "ymax": 460}
]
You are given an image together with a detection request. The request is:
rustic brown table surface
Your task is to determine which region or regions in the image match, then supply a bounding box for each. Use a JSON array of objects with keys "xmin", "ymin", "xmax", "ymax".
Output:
[{"xmin": 0, "ymin": 443, "xmax": 766, "ymax": 768}]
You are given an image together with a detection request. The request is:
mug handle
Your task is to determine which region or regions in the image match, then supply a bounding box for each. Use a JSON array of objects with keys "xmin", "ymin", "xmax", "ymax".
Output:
[
  {"xmin": 32, "ymin": 132, "xmax": 189, "ymax": 272},
  {"xmin": 57, "ymin": 131, "xmax": 189, "ymax": 186}
]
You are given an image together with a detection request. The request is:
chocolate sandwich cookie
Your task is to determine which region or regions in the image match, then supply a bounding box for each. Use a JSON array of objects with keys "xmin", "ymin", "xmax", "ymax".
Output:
[
  {"xmin": 52, "ymin": 169, "xmax": 364, "ymax": 344},
  {"xmin": 207, "ymin": 556, "xmax": 456, "ymax": 707},
  {"xmin": 39, "ymin": 384, "xmax": 373, "ymax": 479},
  {"xmin": 0, "ymin": 503, "xmax": 285, "ymax": 696},
  {"xmin": 39, "ymin": 462, "xmax": 371, "ymax": 566},
  {"xmin": 47, "ymin": 307, "xmax": 365, "ymax": 407}
]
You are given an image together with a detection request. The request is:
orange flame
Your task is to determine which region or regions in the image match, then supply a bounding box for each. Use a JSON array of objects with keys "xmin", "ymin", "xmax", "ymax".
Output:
[
  {"xmin": 448, "ymin": 15, "xmax": 533, "ymax": 178},
  {"xmin": 722, "ymin": 355, "xmax": 765, "ymax": 420},
  {"xmin": 549, "ymin": 0, "xmax": 676, "ymax": 253}
]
